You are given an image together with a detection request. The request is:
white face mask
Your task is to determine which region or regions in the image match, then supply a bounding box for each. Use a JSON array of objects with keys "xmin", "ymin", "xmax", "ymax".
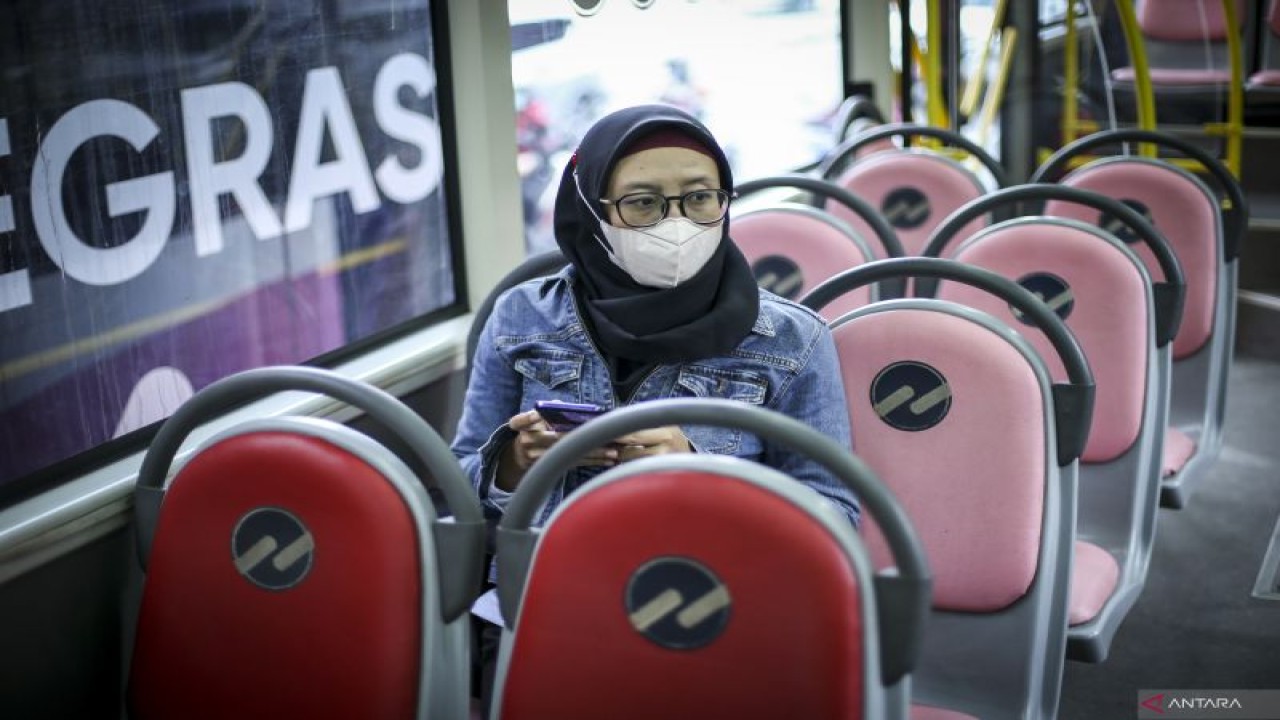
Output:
[
  {"xmin": 575, "ymin": 171, "xmax": 723, "ymax": 288},
  {"xmin": 597, "ymin": 218, "xmax": 722, "ymax": 288}
]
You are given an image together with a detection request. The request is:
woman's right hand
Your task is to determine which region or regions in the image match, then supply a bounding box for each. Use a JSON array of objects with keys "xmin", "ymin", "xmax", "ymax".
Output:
[{"xmin": 494, "ymin": 410, "xmax": 619, "ymax": 491}]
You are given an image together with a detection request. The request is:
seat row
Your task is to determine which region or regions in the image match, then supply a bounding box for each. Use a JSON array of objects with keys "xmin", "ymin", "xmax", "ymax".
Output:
[
  {"xmin": 122, "ymin": 365, "xmax": 932, "ymax": 719},
  {"xmin": 723, "ymin": 121, "xmax": 1246, "ymax": 717}
]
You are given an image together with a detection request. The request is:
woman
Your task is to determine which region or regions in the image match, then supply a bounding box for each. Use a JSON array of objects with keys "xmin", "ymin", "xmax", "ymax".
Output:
[{"xmin": 451, "ymin": 103, "xmax": 859, "ymax": 529}]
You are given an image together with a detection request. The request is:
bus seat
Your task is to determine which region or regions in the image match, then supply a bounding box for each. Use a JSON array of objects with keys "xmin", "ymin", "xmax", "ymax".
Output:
[
  {"xmin": 817, "ymin": 123, "xmax": 1008, "ymax": 258},
  {"xmin": 912, "ymin": 706, "xmax": 980, "ymax": 720},
  {"xmin": 922, "ymin": 184, "xmax": 1186, "ymax": 664},
  {"xmin": 1112, "ymin": 0, "xmax": 1248, "ymax": 90},
  {"xmin": 803, "ymin": 258, "xmax": 1094, "ymax": 720},
  {"xmin": 1033, "ymin": 129, "xmax": 1247, "ymax": 509},
  {"xmin": 490, "ymin": 399, "xmax": 930, "ymax": 720},
  {"xmin": 734, "ymin": 173, "xmax": 905, "ymax": 317},
  {"xmin": 127, "ymin": 366, "xmax": 485, "ymax": 720},
  {"xmin": 734, "ymin": 203, "xmax": 876, "ymax": 316}
]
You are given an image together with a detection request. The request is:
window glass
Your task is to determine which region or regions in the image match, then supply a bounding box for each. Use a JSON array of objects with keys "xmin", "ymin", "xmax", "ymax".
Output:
[
  {"xmin": 510, "ymin": 0, "xmax": 845, "ymax": 252},
  {"xmin": 0, "ymin": 0, "xmax": 461, "ymax": 498}
]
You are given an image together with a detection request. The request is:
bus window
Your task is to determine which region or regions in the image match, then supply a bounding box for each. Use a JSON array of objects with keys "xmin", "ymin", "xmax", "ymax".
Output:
[
  {"xmin": 0, "ymin": 0, "xmax": 463, "ymax": 503},
  {"xmin": 509, "ymin": 0, "xmax": 845, "ymax": 253}
]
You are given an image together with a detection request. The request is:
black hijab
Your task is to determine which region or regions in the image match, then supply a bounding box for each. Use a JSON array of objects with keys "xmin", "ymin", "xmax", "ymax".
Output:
[{"xmin": 552, "ymin": 104, "xmax": 759, "ymax": 366}]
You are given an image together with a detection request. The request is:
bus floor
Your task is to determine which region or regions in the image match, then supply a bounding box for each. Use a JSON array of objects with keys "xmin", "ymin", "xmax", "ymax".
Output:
[{"xmin": 1059, "ymin": 351, "xmax": 1280, "ymax": 719}]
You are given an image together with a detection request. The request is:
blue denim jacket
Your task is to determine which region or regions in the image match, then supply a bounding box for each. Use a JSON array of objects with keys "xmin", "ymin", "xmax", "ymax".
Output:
[{"xmin": 450, "ymin": 266, "xmax": 860, "ymax": 529}]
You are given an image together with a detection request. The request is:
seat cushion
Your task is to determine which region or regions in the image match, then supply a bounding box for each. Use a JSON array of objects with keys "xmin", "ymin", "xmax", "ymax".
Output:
[
  {"xmin": 1112, "ymin": 66, "xmax": 1234, "ymax": 86},
  {"xmin": 1250, "ymin": 69, "xmax": 1280, "ymax": 87},
  {"xmin": 1163, "ymin": 427, "xmax": 1198, "ymax": 477},
  {"xmin": 913, "ymin": 703, "xmax": 979, "ymax": 720},
  {"xmin": 1069, "ymin": 541, "xmax": 1121, "ymax": 626}
]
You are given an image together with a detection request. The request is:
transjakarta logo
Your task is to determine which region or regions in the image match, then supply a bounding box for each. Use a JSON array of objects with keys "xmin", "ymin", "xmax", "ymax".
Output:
[{"xmin": 0, "ymin": 52, "xmax": 443, "ymax": 314}]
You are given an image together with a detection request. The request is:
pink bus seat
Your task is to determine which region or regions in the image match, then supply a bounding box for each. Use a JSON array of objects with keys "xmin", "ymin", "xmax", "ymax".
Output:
[
  {"xmin": 1111, "ymin": 0, "xmax": 1248, "ymax": 90},
  {"xmin": 912, "ymin": 705, "xmax": 980, "ymax": 720},
  {"xmin": 817, "ymin": 123, "xmax": 1009, "ymax": 258},
  {"xmin": 734, "ymin": 204, "xmax": 875, "ymax": 319},
  {"xmin": 1138, "ymin": 0, "xmax": 1242, "ymax": 41},
  {"xmin": 128, "ymin": 366, "xmax": 485, "ymax": 720},
  {"xmin": 1033, "ymin": 129, "xmax": 1247, "ymax": 509},
  {"xmin": 922, "ymin": 184, "xmax": 1185, "ymax": 664},
  {"xmin": 802, "ymin": 257, "xmax": 1093, "ymax": 720},
  {"xmin": 1068, "ymin": 541, "xmax": 1123, "ymax": 625},
  {"xmin": 491, "ymin": 399, "xmax": 931, "ymax": 720},
  {"xmin": 735, "ymin": 173, "xmax": 907, "ymax": 305}
]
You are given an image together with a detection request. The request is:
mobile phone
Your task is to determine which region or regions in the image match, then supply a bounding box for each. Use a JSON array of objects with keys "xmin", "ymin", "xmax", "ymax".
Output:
[{"xmin": 534, "ymin": 400, "xmax": 607, "ymax": 432}]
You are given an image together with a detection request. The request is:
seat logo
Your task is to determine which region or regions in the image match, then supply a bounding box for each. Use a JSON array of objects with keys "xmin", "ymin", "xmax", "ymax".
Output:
[
  {"xmin": 1098, "ymin": 198, "xmax": 1152, "ymax": 244},
  {"xmin": 870, "ymin": 361, "xmax": 952, "ymax": 431},
  {"xmin": 1013, "ymin": 272, "xmax": 1075, "ymax": 324},
  {"xmin": 625, "ymin": 557, "xmax": 731, "ymax": 650},
  {"xmin": 751, "ymin": 255, "xmax": 803, "ymax": 299},
  {"xmin": 881, "ymin": 187, "xmax": 930, "ymax": 229},
  {"xmin": 231, "ymin": 507, "xmax": 314, "ymax": 591}
]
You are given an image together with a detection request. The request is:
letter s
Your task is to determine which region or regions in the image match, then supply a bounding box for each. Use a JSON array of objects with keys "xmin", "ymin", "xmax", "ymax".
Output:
[{"xmin": 373, "ymin": 52, "xmax": 444, "ymax": 204}]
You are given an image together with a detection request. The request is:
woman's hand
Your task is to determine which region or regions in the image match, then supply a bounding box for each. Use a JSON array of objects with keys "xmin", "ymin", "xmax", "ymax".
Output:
[
  {"xmin": 611, "ymin": 426, "xmax": 692, "ymax": 463},
  {"xmin": 494, "ymin": 410, "xmax": 619, "ymax": 491}
]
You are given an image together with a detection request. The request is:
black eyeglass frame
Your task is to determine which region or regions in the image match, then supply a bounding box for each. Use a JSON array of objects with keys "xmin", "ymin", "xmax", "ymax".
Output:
[{"xmin": 598, "ymin": 189, "xmax": 734, "ymax": 228}]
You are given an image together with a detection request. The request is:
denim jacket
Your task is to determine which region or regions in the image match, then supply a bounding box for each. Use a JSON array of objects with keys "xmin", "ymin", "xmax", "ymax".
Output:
[{"xmin": 450, "ymin": 267, "xmax": 860, "ymax": 529}]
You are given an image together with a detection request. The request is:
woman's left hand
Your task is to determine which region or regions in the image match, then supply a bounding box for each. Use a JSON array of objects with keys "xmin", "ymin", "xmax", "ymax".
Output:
[{"xmin": 611, "ymin": 426, "xmax": 692, "ymax": 462}]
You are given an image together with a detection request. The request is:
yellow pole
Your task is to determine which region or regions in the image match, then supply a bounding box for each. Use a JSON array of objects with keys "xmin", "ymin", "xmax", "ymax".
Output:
[
  {"xmin": 1062, "ymin": 0, "xmax": 1080, "ymax": 143},
  {"xmin": 1220, "ymin": 0, "xmax": 1243, "ymax": 177},
  {"xmin": 926, "ymin": 0, "xmax": 948, "ymax": 128},
  {"xmin": 1113, "ymin": 0, "xmax": 1157, "ymax": 155}
]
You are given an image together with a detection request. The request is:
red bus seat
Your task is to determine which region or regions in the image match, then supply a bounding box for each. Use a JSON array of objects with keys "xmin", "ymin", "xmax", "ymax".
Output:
[
  {"xmin": 128, "ymin": 366, "xmax": 485, "ymax": 720},
  {"xmin": 490, "ymin": 399, "xmax": 930, "ymax": 720}
]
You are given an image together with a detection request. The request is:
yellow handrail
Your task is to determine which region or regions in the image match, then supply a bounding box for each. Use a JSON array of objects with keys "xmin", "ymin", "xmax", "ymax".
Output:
[
  {"xmin": 1113, "ymin": 0, "xmax": 1158, "ymax": 156},
  {"xmin": 1062, "ymin": 0, "xmax": 1080, "ymax": 143},
  {"xmin": 1221, "ymin": 0, "xmax": 1243, "ymax": 176},
  {"xmin": 926, "ymin": 0, "xmax": 948, "ymax": 129}
]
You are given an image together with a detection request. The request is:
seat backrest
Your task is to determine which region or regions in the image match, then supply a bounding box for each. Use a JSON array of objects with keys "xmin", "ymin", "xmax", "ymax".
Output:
[
  {"xmin": 1049, "ymin": 158, "xmax": 1220, "ymax": 359},
  {"xmin": 499, "ymin": 464, "xmax": 872, "ymax": 719},
  {"xmin": 1032, "ymin": 130, "xmax": 1245, "ymax": 508},
  {"xmin": 733, "ymin": 173, "xmax": 906, "ymax": 308},
  {"xmin": 128, "ymin": 366, "xmax": 485, "ymax": 720},
  {"xmin": 491, "ymin": 399, "xmax": 931, "ymax": 720},
  {"xmin": 1138, "ymin": 0, "xmax": 1242, "ymax": 40},
  {"xmin": 817, "ymin": 123, "xmax": 1009, "ymax": 258},
  {"xmin": 733, "ymin": 203, "xmax": 875, "ymax": 318},
  {"xmin": 1118, "ymin": 0, "xmax": 1249, "ymax": 78},
  {"xmin": 801, "ymin": 257, "xmax": 1093, "ymax": 720},
  {"xmin": 941, "ymin": 220, "xmax": 1153, "ymax": 463},
  {"xmin": 829, "ymin": 151, "xmax": 989, "ymax": 256}
]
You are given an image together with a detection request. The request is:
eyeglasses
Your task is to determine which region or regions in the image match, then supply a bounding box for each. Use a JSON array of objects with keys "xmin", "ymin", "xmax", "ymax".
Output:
[{"xmin": 599, "ymin": 189, "xmax": 732, "ymax": 228}]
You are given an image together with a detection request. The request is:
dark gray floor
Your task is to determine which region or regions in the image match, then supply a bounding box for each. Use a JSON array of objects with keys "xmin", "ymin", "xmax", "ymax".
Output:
[{"xmin": 1059, "ymin": 353, "xmax": 1280, "ymax": 719}]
